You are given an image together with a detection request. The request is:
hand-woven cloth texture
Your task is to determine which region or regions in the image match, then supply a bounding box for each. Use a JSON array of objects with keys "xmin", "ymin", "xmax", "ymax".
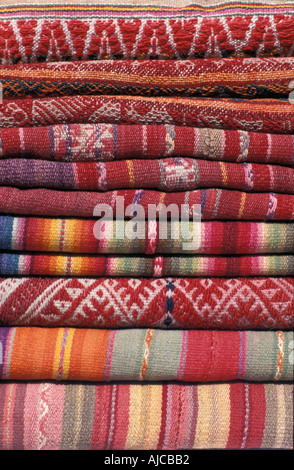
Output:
[
  {"xmin": 1, "ymin": 277, "xmax": 293, "ymax": 329},
  {"xmin": 2, "ymin": 124, "xmax": 294, "ymax": 167},
  {"xmin": 1, "ymin": 3, "xmax": 294, "ymax": 63},
  {"xmin": 4, "ymin": 1, "xmax": 293, "ymax": 5},
  {"xmin": 1, "ymin": 95, "xmax": 293, "ymax": 134},
  {"xmin": 0, "ymin": 253, "xmax": 293, "ymax": 277},
  {"xmin": 1, "ymin": 58, "xmax": 293, "ymax": 99},
  {"xmin": 1, "ymin": 158, "xmax": 294, "ymax": 193},
  {"xmin": 0, "ymin": 382, "xmax": 292, "ymax": 449},
  {"xmin": 1, "ymin": 187, "xmax": 293, "ymax": 221},
  {"xmin": 0, "ymin": 328, "xmax": 292, "ymax": 382},
  {"xmin": 1, "ymin": 217, "xmax": 293, "ymax": 255},
  {"xmin": 3, "ymin": 0, "xmax": 292, "ymax": 5}
]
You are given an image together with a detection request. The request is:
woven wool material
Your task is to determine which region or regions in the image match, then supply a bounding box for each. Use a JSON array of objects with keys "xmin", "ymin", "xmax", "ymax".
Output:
[
  {"xmin": 1, "ymin": 95, "xmax": 293, "ymax": 134},
  {"xmin": 1, "ymin": 124, "xmax": 294, "ymax": 167},
  {"xmin": 1, "ymin": 3, "xmax": 294, "ymax": 63},
  {"xmin": 1, "ymin": 158, "xmax": 294, "ymax": 193},
  {"xmin": 1, "ymin": 58, "xmax": 293, "ymax": 99},
  {"xmin": 0, "ymin": 328, "xmax": 292, "ymax": 382},
  {"xmin": 3, "ymin": 1, "xmax": 293, "ymax": 6},
  {"xmin": 1, "ymin": 277, "xmax": 293, "ymax": 329},
  {"xmin": 1, "ymin": 187, "xmax": 293, "ymax": 221},
  {"xmin": 0, "ymin": 382, "xmax": 292, "ymax": 449},
  {"xmin": 0, "ymin": 253, "xmax": 293, "ymax": 277},
  {"xmin": 1, "ymin": 217, "xmax": 293, "ymax": 255}
]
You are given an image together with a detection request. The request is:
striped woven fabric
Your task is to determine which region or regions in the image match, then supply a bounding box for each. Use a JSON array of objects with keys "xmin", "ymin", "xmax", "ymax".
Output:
[
  {"xmin": 0, "ymin": 328, "xmax": 292, "ymax": 382},
  {"xmin": 0, "ymin": 382, "xmax": 292, "ymax": 450},
  {"xmin": 1, "ymin": 277, "xmax": 293, "ymax": 329},
  {"xmin": 1, "ymin": 2, "xmax": 294, "ymax": 63},
  {"xmin": 1, "ymin": 217, "xmax": 293, "ymax": 255},
  {"xmin": 1, "ymin": 124, "xmax": 294, "ymax": 167},
  {"xmin": 1, "ymin": 158, "xmax": 294, "ymax": 193},
  {"xmin": 1, "ymin": 58, "xmax": 293, "ymax": 99},
  {"xmin": 0, "ymin": 253, "xmax": 293, "ymax": 277},
  {"xmin": 1, "ymin": 95, "xmax": 293, "ymax": 134},
  {"xmin": 2, "ymin": 0, "xmax": 290, "ymax": 4},
  {"xmin": 1, "ymin": 187, "xmax": 293, "ymax": 221}
]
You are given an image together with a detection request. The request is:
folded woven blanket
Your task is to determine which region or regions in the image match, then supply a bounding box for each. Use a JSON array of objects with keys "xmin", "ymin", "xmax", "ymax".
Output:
[
  {"xmin": 1, "ymin": 95, "xmax": 293, "ymax": 134},
  {"xmin": 1, "ymin": 217, "xmax": 293, "ymax": 255},
  {"xmin": 0, "ymin": 328, "xmax": 292, "ymax": 382},
  {"xmin": 1, "ymin": 159, "xmax": 294, "ymax": 193},
  {"xmin": 1, "ymin": 58, "xmax": 293, "ymax": 99},
  {"xmin": 2, "ymin": 124, "xmax": 294, "ymax": 167},
  {"xmin": 0, "ymin": 382, "xmax": 292, "ymax": 449},
  {"xmin": 0, "ymin": 253, "xmax": 293, "ymax": 277},
  {"xmin": 1, "ymin": 277, "xmax": 293, "ymax": 329},
  {"xmin": 1, "ymin": 187, "xmax": 293, "ymax": 220},
  {"xmin": 1, "ymin": 2, "xmax": 294, "ymax": 63}
]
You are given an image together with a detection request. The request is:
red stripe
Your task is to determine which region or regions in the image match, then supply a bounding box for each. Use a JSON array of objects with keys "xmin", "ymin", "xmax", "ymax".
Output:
[
  {"xmin": 13, "ymin": 383, "xmax": 27, "ymax": 450},
  {"xmin": 91, "ymin": 385, "xmax": 112, "ymax": 450},
  {"xmin": 227, "ymin": 383, "xmax": 246, "ymax": 449},
  {"xmin": 224, "ymin": 129, "xmax": 240, "ymax": 161},
  {"xmin": 76, "ymin": 162, "xmax": 100, "ymax": 190},
  {"xmin": 112, "ymin": 384, "xmax": 130, "ymax": 450},
  {"xmin": 157, "ymin": 384, "xmax": 167, "ymax": 449},
  {"xmin": 245, "ymin": 384, "xmax": 266, "ymax": 449},
  {"xmin": 174, "ymin": 127, "xmax": 194, "ymax": 158},
  {"xmin": 249, "ymin": 133, "xmax": 267, "ymax": 163},
  {"xmin": 0, "ymin": 383, "xmax": 8, "ymax": 450}
]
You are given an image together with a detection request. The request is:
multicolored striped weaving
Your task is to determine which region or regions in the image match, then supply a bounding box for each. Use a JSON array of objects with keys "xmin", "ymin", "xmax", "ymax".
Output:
[
  {"xmin": 1, "ymin": 187, "xmax": 293, "ymax": 221},
  {"xmin": 0, "ymin": 382, "xmax": 292, "ymax": 450},
  {"xmin": 1, "ymin": 58, "xmax": 293, "ymax": 99},
  {"xmin": 1, "ymin": 158, "xmax": 294, "ymax": 193},
  {"xmin": 2, "ymin": 124, "xmax": 294, "ymax": 166},
  {"xmin": 1, "ymin": 0, "xmax": 293, "ymax": 452},
  {"xmin": 0, "ymin": 253, "xmax": 293, "ymax": 277},
  {"xmin": 0, "ymin": 277, "xmax": 293, "ymax": 329},
  {"xmin": 1, "ymin": 217, "xmax": 293, "ymax": 255},
  {"xmin": 0, "ymin": 328, "xmax": 292, "ymax": 382}
]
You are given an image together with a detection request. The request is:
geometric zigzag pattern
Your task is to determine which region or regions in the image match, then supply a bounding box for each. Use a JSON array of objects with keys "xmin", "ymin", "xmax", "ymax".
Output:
[
  {"xmin": 1, "ymin": 9, "xmax": 294, "ymax": 64},
  {"xmin": 0, "ymin": 277, "xmax": 293, "ymax": 329}
]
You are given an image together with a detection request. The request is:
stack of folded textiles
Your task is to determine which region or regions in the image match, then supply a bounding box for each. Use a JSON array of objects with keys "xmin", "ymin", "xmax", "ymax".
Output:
[{"xmin": 0, "ymin": 0, "xmax": 293, "ymax": 451}]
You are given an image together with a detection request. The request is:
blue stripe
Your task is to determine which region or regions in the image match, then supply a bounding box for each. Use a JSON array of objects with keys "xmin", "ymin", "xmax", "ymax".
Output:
[{"xmin": 0, "ymin": 216, "xmax": 13, "ymax": 250}]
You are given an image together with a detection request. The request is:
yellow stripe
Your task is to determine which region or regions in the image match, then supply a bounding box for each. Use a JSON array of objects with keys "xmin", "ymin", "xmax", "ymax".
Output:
[
  {"xmin": 54, "ymin": 254, "xmax": 68, "ymax": 275},
  {"xmin": 215, "ymin": 384, "xmax": 231, "ymax": 448},
  {"xmin": 144, "ymin": 385, "xmax": 162, "ymax": 449},
  {"xmin": 219, "ymin": 161, "xmax": 227, "ymax": 186},
  {"xmin": 61, "ymin": 329, "xmax": 75, "ymax": 380},
  {"xmin": 3, "ymin": 68, "xmax": 292, "ymax": 86},
  {"xmin": 274, "ymin": 385, "xmax": 286, "ymax": 448},
  {"xmin": 159, "ymin": 192, "xmax": 166, "ymax": 207},
  {"xmin": 193, "ymin": 384, "xmax": 231, "ymax": 448},
  {"xmin": 52, "ymin": 328, "xmax": 65, "ymax": 380},
  {"xmin": 43, "ymin": 219, "xmax": 55, "ymax": 251},
  {"xmin": 274, "ymin": 331, "xmax": 284, "ymax": 381},
  {"xmin": 2, "ymin": 4, "xmax": 292, "ymax": 13},
  {"xmin": 61, "ymin": 219, "xmax": 70, "ymax": 252},
  {"xmin": 127, "ymin": 160, "xmax": 135, "ymax": 187},
  {"xmin": 193, "ymin": 384, "xmax": 213, "ymax": 449},
  {"xmin": 64, "ymin": 219, "xmax": 78, "ymax": 252},
  {"xmin": 238, "ymin": 192, "xmax": 247, "ymax": 219},
  {"xmin": 126, "ymin": 385, "xmax": 144, "ymax": 449},
  {"xmin": 73, "ymin": 385, "xmax": 83, "ymax": 450}
]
